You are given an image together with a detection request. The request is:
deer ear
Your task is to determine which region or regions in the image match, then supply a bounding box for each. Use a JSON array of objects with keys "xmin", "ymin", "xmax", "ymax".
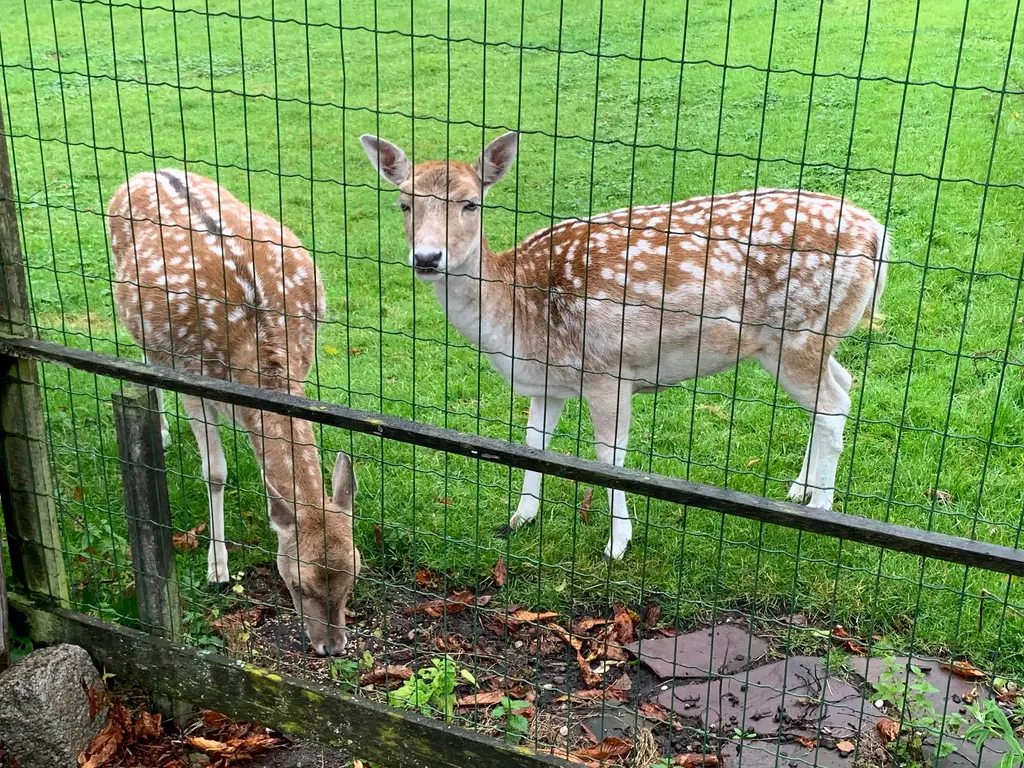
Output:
[
  {"xmin": 331, "ymin": 451, "xmax": 357, "ymax": 509},
  {"xmin": 265, "ymin": 480, "xmax": 296, "ymax": 530},
  {"xmin": 360, "ymin": 135, "xmax": 410, "ymax": 186},
  {"xmin": 475, "ymin": 132, "xmax": 519, "ymax": 190}
]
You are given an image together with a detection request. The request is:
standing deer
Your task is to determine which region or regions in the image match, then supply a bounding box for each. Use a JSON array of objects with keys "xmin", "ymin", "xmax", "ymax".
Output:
[
  {"xmin": 361, "ymin": 132, "xmax": 888, "ymax": 560},
  {"xmin": 108, "ymin": 169, "xmax": 361, "ymax": 654}
]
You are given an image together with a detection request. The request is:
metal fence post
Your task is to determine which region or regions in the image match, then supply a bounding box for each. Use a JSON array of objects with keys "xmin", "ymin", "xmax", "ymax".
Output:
[
  {"xmin": 0, "ymin": 103, "xmax": 70, "ymax": 606},
  {"xmin": 112, "ymin": 385, "xmax": 189, "ymax": 722}
]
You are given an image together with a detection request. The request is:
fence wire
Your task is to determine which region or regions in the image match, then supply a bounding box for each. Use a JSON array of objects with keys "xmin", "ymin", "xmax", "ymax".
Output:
[{"xmin": 1, "ymin": 0, "xmax": 1024, "ymax": 766}]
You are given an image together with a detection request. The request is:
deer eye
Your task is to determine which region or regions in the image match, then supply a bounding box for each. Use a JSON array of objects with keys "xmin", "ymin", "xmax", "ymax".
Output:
[
  {"xmin": 399, "ymin": 201, "xmax": 411, "ymax": 213},
  {"xmin": 463, "ymin": 201, "xmax": 480, "ymax": 212}
]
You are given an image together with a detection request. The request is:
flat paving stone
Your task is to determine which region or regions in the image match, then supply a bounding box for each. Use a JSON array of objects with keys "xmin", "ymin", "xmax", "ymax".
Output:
[
  {"xmin": 581, "ymin": 704, "xmax": 662, "ymax": 742},
  {"xmin": 720, "ymin": 739, "xmax": 853, "ymax": 768},
  {"xmin": 657, "ymin": 656, "xmax": 877, "ymax": 741},
  {"xmin": 847, "ymin": 655, "xmax": 1016, "ymax": 768},
  {"xmin": 628, "ymin": 624, "xmax": 769, "ymax": 679}
]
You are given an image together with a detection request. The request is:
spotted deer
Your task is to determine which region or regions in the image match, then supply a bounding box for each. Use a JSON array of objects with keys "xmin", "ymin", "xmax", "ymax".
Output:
[
  {"xmin": 108, "ymin": 170, "xmax": 361, "ymax": 654},
  {"xmin": 361, "ymin": 132, "xmax": 889, "ymax": 560}
]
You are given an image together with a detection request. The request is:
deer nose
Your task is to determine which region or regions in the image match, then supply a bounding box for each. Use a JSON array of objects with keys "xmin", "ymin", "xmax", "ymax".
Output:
[{"xmin": 413, "ymin": 249, "xmax": 442, "ymax": 271}]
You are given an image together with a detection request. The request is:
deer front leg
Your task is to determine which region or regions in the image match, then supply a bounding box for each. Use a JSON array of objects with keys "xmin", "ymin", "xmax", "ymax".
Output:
[
  {"xmin": 501, "ymin": 396, "xmax": 565, "ymax": 534},
  {"xmin": 183, "ymin": 395, "xmax": 230, "ymax": 584},
  {"xmin": 588, "ymin": 382, "xmax": 633, "ymax": 560}
]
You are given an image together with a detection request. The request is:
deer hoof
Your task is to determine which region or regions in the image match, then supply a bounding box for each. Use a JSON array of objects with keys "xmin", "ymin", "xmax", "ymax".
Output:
[
  {"xmin": 603, "ymin": 540, "xmax": 630, "ymax": 561},
  {"xmin": 787, "ymin": 484, "xmax": 810, "ymax": 504}
]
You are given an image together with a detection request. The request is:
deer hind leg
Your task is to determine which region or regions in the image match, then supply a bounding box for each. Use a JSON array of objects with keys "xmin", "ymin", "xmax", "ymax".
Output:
[
  {"xmin": 761, "ymin": 347, "xmax": 851, "ymax": 510},
  {"xmin": 182, "ymin": 395, "xmax": 230, "ymax": 584},
  {"xmin": 506, "ymin": 396, "xmax": 566, "ymax": 532},
  {"xmin": 143, "ymin": 354, "xmax": 171, "ymax": 449},
  {"xmin": 586, "ymin": 379, "xmax": 633, "ymax": 560}
]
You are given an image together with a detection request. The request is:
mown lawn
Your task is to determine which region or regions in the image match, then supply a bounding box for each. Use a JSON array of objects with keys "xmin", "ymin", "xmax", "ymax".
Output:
[{"xmin": 2, "ymin": 0, "xmax": 1024, "ymax": 671}]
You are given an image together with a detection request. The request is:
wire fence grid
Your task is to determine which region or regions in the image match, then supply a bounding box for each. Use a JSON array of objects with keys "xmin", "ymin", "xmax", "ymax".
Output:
[{"xmin": 1, "ymin": 0, "xmax": 1024, "ymax": 766}]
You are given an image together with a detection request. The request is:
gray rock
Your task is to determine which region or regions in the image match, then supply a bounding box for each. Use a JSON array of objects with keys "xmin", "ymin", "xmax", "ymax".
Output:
[
  {"xmin": 627, "ymin": 624, "xmax": 769, "ymax": 679},
  {"xmin": 847, "ymin": 654, "xmax": 1018, "ymax": 768},
  {"xmin": 0, "ymin": 644, "xmax": 108, "ymax": 768},
  {"xmin": 657, "ymin": 656, "xmax": 877, "ymax": 739}
]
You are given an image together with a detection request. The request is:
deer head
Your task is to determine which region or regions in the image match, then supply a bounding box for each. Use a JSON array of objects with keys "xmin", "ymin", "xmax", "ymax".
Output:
[
  {"xmin": 360, "ymin": 132, "xmax": 519, "ymax": 280},
  {"xmin": 267, "ymin": 451, "xmax": 361, "ymax": 656}
]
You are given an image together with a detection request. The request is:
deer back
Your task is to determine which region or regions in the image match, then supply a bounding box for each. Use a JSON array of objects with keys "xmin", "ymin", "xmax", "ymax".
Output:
[{"xmin": 107, "ymin": 170, "xmax": 325, "ymax": 391}]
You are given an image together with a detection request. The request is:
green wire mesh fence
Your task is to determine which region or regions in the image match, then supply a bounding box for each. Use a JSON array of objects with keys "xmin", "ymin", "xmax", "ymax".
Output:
[{"xmin": 1, "ymin": 0, "xmax": 1024, "ymax": 766}]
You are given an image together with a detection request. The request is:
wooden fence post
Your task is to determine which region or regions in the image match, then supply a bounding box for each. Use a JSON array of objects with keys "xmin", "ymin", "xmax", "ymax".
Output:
[
  {"xmin": 1, "ymin": 542, "xmax": 8, "ymax": 671},
  {"xmin": 111, "ymin": 387, "xmax": 182, "ymax": 640},
  {"xmin": 112, "ymin": 385, "xmax": 188, "ymax": 721},
  {"xmin": 0, "ymin": 103, "xmax": 70, "ymax": 606}
]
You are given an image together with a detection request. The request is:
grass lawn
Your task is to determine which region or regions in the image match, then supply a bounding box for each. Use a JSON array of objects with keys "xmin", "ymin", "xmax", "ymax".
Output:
[{"xmin": 2, "ymin": 0, "xmax": 1024, "ymax": 672}]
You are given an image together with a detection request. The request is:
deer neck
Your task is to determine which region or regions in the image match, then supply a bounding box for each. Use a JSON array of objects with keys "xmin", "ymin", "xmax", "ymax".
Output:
[
  {"xmin": 246, "ymin": 412, "xmax": 328, "ymax": 515},
  {"xmin": 431, "ymin": 237, "xmax": 514, "ymax": 356}
]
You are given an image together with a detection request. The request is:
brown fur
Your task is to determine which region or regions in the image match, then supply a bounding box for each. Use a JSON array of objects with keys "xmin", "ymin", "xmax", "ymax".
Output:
[
  {"xmin": 363, "ymin": 133, "xmax": 889, "ymax": 559},
  {"xmin": 108, "ymin": 170, "xmax": 360, "ymax": 654}
]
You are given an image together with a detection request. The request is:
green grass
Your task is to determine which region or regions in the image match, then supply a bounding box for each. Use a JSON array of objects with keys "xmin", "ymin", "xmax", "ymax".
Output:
[{"xmin": 2, "ymin": 0, "xmax": 1024, "ymax": 670}]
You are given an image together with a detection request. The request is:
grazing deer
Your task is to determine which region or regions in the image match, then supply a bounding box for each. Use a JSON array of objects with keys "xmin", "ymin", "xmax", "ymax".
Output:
[
  {"xmin": 360, "ymin": 133, "xmax": 888, "ymax": 560},
  {"xmin": 108, "ymin": 169, "xmax": 361, "ymax": 654}
]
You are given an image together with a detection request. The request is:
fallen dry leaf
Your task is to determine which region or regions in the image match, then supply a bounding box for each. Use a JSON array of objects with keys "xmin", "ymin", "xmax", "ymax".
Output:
[
  {"xmin": 942, "ymin": 660, "xmax": 987, "ymax": 681},
  {"xmin": 437, "ymin": 496, "xmax": 453, "ymax": 506},
  {"xmin": 543, "ymin": 748, "xmax": 601, "ymax": 766},
  {"xmin": 612, "ymin": 604, "xmax": 635, "ymax": 645},
  {"xmin": 173, "ymin": 522, "xmax": 207, "ymax": 552},
  {"xmin": 189, "ymin": 736, "xmax": 232, "ymax": 755},
  {"xmin": 132, "ymin": 710, "xmax": 162, "ymax": 741},
  {"xmin": 579, "ymin": 487, "xmax": 594, "ymax": 524},
  {"xmin": 359, "ymin": 665, "xmax": 414, "ymax": 687},
  {"xmin": 492, "ymin": 556, "xmax": 507, "ymax": 587},
  {"xmin": 405, "ymin": 589, "xmax": 491, "ymax": 617},
  {"xmin": 576, "ymin": 617, "xmax": 614, "ymax": 633},
  {"xmin": 876, "ymin": 717, "xmax": 900, "ymax": 743},
  {"xmin": 456, "ymin": 690, "xmax": 508, "ymax": 708},
  {"xmin": 73, "ymin": 485, "xmax": 85, "ymax": 503},
  {"xmin": 831, "ymin": 625, "xmax": 868, "ymax": 654},
  {"xmin": 672, "ymin": 755, "xmax": 722, "ymax": 767},
  {"xmin": 80, "ymin": 726, "xmax": 123, "ymax": 768},
  {"xmin": 575, "ymin": 737, "xmax": 633, "ymax": 761},
  {"xmin": 643, "ymin": 604, "xmax": 661, "ymax": 628},
  {"xmin": 373, "ymin": 524, "xmax": 383, "ymax": 551},
  {"xmin": 202, "ymin": 711, "xmax": 230, "ymax": 729},
  {"xmin": 509, "ymin": 609, "xmax": 560, "ymax": 622},
  {"xmin": 836, "ymin": 740, "xmax": 855, "ymax": 755},
  {"xmin": 415, "ymin": 567, "xmax": 444, "ymax": 590},
  {"xmin": 85, "ymin": 682, "xmax": 103, "ymax": 721},
  {"xmin": 794, "ymin": 735, "xmax": 817, "ymax": 749},
  {"xmin": 348, "ymin": 347, "xmax": 363, "ymax": 356},
  {"xmin": 745, "ymin": 457, "xmax": 762, "ymax": 468}
]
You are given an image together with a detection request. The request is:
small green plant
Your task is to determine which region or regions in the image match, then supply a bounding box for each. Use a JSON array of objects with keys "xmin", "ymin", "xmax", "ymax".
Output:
[
  {"xmin": 491, "ymin": 696, "xmax": 531, "ymax": 741},
  {"xmin": 965, "ymin": 698, "xmax": 1024, "ymax": 768},
  {"xmin": 329, "ymin": 658, "xmax": 361, "ymax": 691},
  {"xmin": 388, "ymin": 657, "xmax": 476, "ymax": 719},
  {"xmin": 873, "ymin": 658, "xmax": 965, "ymax": 761}
]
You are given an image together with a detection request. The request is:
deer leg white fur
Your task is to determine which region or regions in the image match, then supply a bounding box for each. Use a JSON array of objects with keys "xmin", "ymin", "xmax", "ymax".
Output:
[
  {"xmin": 182, "ymin": 395, "xmax": 230, "ymax": 584},
  {"xmin": 769, "ymin": 356, "xmax": 851, "ymax": 511},
  {"xmin": 587, "ymin": 382, "xmax": 633, "ymax": 560},
  {"xmin": 509, "ymin": 396, "xmax": 566, "ymax": 529}
]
